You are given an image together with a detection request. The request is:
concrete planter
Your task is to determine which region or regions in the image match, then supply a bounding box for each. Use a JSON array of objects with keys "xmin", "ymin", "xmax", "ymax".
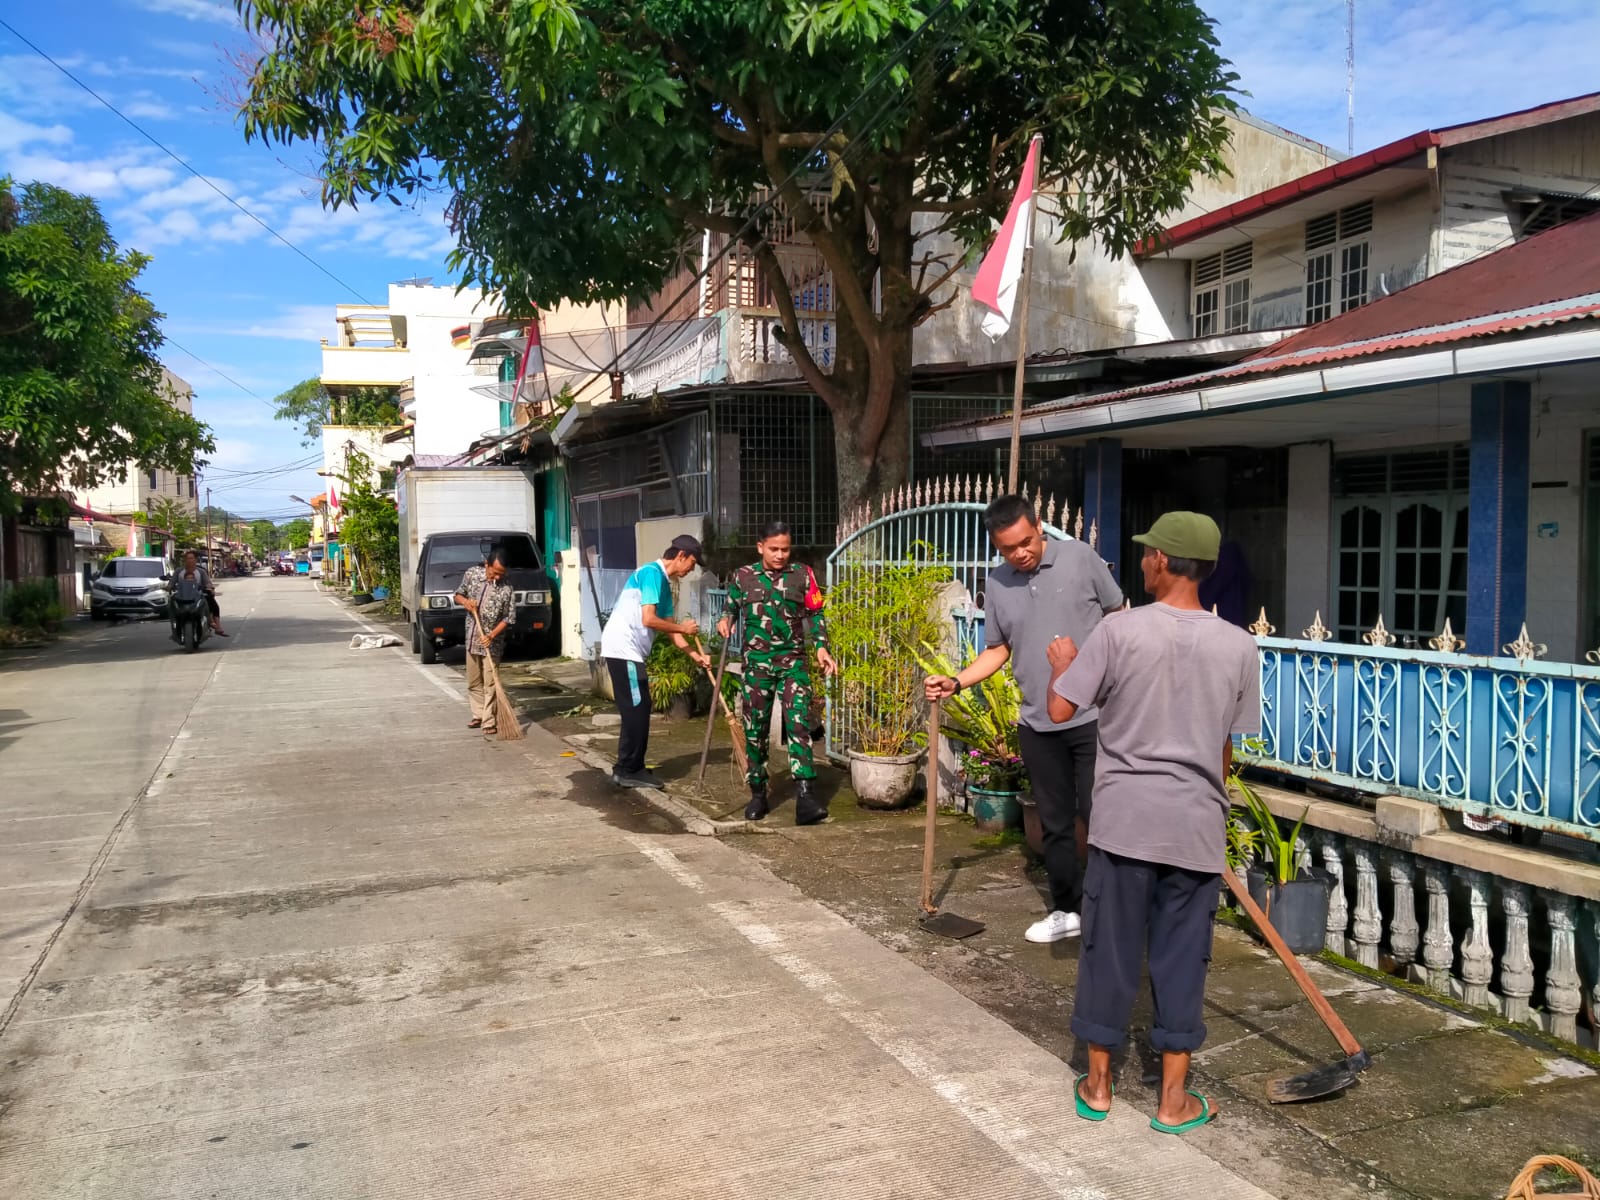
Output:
[
  {"xmin": 848, "ymin": 750, "xmax": 921, "ymax": 809},
  {"xmin": 1017, "ymin": 792, "xmax": 1045, "ymax": 863}
]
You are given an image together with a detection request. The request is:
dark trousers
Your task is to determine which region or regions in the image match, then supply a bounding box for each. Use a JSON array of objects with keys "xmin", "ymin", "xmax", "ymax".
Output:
[
  {"xmin": 1071, "ymin": 847, "xmax": 1220, "ymax": 1054},
  {"xmin": 606, "ymin": 658, "xmax": 652, "ymax": 774},
  {"xmin": 1017, "ymin": 722, "xmax": 1098, "ymax": 913}
]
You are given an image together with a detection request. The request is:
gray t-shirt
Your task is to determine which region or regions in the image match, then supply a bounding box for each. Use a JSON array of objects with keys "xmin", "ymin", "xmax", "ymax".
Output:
[
  {"xmin": 984, "ymin": 536, "xmax": 1123, "ymax": 731},
  {"xmin": 1053, "ymin": 603, "xmax": 1261, "ymax": 873}
]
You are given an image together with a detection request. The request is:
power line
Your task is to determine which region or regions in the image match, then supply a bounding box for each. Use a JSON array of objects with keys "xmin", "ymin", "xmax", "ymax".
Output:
[
  {"xmin": 0, "ymin": 16, "xmax": 375, "ymax": 305},
  {"xmin": 158, "ymin": 335, "xmax": 280, "ymax": 411}
]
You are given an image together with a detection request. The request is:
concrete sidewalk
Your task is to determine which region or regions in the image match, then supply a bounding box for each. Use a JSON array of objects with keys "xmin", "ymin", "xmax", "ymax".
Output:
[{"xmin": 2, "ymin": 578, "xmax": 1282, "ymax": 1198}]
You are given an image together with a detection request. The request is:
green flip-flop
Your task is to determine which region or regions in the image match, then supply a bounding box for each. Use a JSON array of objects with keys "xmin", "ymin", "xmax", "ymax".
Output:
[
  {"xmin": 1150, "ymin": 1090, "xmax": 1214, "ymax": 1135},
  {"xmin": 1073, "ymin": 1073, "xmax": 1113, "ymax": 1122}
]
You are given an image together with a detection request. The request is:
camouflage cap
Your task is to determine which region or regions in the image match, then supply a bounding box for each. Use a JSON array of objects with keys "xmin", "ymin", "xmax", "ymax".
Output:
[{"xmin": 1132, "ymin": 511, "xmax": 1221, "ymax": 562}]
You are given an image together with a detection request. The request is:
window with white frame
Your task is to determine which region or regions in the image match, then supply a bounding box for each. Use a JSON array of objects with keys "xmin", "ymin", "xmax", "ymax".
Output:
[
  {"xmin": 1191, "ymin": 243, "xmax": 1252, "ymax": 337},
  {"xmin": 1305, "ymin": 200, "xmax": 1373, "ymax": 324},
  {"xmin": 1332, "ymin": 446, "xmax": 1469, "ymax": 644}
]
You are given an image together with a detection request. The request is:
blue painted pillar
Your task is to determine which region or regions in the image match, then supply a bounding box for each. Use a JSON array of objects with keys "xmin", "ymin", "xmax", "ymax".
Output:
[
  {"xmin": 1467, "ymin": 380, "xmax": 1530, "ymax": 655},
  {"xmin": 1082, "ymin": 438, "xmax": 1122, "ymax": 570}
]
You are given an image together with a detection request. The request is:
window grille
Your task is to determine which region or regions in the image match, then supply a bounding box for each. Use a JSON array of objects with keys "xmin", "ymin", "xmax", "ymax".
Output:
[
  {"xmin": 1507, "ymin": 191, "xmax": 1600, "ymax": 238},
  {"xmin": 712, "ymin": 391, "xmax": 838, "ymax": 546}
]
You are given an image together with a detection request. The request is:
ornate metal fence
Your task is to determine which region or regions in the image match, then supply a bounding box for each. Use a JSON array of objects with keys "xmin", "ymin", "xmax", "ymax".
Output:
[
  {"xmin": 823, "ymin": 477, "xmax": 1089, "ymax": 762},
  {"xmin": 1248, "ymin": 625, "xmax": 1600, "ymax": 841}
]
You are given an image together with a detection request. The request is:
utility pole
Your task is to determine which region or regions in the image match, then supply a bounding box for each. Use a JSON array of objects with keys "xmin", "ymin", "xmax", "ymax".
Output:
[
  {"xmin": 1347, "ymin": 0, "xmax": 1356, "ymax": 155},
  {"xmin": 205, "ymin": 486, "xmax": 212, "ymax": 566}
]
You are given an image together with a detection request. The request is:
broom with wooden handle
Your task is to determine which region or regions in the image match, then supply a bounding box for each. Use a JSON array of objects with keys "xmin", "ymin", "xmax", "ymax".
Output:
[
  {"xmin": 471, "ymin": 610, "xmax": 523, "ymax": 741},
  {"xmin": 696, "ymin": 635, "xmax": 749, "ymax": 778}
]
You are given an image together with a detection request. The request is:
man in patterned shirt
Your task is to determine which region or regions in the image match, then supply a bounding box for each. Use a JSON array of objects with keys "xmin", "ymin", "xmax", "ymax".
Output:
[
  {"xmin": 455, "ymin": 548, "xmax": 517, "ymax": 735},
  {"xmin": 717, "ymin": 521, "xmax": 837, "ymax": 825}
]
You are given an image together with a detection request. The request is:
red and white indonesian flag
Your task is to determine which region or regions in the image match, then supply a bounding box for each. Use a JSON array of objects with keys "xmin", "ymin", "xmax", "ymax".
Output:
[
  {"xmin": 971, "ymin": 134, "xmax": 1042, "ymax": 340},
  {"xmin": 328, "ymin": 482, "xmax": 340, "ymax": 516}
]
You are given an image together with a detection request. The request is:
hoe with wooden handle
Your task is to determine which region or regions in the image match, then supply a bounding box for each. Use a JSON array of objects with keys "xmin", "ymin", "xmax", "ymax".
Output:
[
  {"xmin": 1222, "ymin": 867, "xmax": 1370, "ymax": 1101},
  {"xmin": 918, "ymin": 700, "xmax": 985, "ymax": 939}
]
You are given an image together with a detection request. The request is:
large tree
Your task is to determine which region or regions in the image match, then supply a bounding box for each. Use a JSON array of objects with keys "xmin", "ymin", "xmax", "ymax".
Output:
[
  {"xmin": 272, "ymin": 377, "xmax": 403, "ymax": 445},
  {"xmin": 0, "ymin": 179, "xmax": 213, "ymax": 513},
  {"xmin": 237, "ymin": 0, "xmax": 1235, "ymax": 508}
]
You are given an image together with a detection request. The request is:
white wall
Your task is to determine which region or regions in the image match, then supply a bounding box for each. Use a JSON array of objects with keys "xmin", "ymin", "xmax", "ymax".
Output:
[
  {"xmin": 1285, "ymin": 442, "xmax": 1332, "ymax": 632},
  {"xmin": 915, "ymin": 113, "xmax": 1341, "ymax": 365},
  {"xmin": 1524, "ymin": 391, "xmax": 1592, "ymax": 663},
  {"xmin": 388, "ymin": 283, "xmax": 501, "ymax": 457}
]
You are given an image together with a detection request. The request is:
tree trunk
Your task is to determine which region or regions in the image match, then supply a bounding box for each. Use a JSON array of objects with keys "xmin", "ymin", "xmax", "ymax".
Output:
[{"xmin": 829, "ymin": 308, "xmax": 912, "ymax": 521}]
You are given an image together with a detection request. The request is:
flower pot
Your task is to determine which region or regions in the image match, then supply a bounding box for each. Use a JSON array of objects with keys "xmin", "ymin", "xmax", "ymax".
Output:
[
  {"xmin": 1018, "ymin": 792, "xmax": 1045, "ymax": 863},
  {"xmin": 1245, "ymin": 867, "xmax": 1333, "ymax": 955},
  {"xmin": 848, "ymin": 749, "xmax": 921, "ymax": 809},
  {"xmin": 667, "ymin": 693, "xmax": 694, "ymax": 721},
  {"xmin": 967, "ymin": 785, "xmax": 1022, "ymax": 833}
]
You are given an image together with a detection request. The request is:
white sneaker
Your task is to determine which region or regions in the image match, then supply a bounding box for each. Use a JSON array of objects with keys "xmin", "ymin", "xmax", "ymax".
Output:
[{"xmin": 1025, "ymin": 910, "xmax": 1081, "ymax": 943}]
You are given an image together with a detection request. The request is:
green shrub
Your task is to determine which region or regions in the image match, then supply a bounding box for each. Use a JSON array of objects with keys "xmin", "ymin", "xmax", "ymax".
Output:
[
  {"xmin": 2, "ymin": 579, "xmax": 67, "ymax": 634},
  {"xmin": 646, "ymin": 637, "xmax": 698, "ymax": 712}
]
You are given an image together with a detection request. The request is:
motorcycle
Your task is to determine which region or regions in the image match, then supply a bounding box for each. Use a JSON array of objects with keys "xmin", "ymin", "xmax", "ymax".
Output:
[{"xmin": 168, "ymin": 576, "xmax": 212, "ymax": 653}]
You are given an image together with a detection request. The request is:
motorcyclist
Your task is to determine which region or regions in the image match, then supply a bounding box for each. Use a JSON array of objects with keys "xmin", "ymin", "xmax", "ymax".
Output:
[{"xmin": 171, "ymin": 550, "xmax": 229, "ymax": 637}]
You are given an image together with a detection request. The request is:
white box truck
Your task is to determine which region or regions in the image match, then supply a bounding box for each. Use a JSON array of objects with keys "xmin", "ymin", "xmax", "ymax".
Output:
[{"xmin": 397, "ymin": 466, "xmax": 557, "ymax": 663}]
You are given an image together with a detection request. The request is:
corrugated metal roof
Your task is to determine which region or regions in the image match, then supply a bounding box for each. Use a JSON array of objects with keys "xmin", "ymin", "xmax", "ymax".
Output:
[
  {"xmin": 1140, "ymin": 91, "xmax": 1600, "ymax": 255},
  {"xmin": 972, "ymin": 210, "xmax": 1600, "ymax": 423}
]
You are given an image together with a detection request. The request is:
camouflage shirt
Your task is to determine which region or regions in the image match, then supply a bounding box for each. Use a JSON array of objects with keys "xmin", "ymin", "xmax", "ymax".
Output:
[
  {"xmin": 456, "ymin": 564, "xmax": 516, "ymax": 659},
  {"xmin": 726, "ymin": 563, "xmax": 827, "ymax": 661}
]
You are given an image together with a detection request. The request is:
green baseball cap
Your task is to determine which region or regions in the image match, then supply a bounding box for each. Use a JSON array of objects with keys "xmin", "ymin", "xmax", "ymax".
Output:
[{"xmin": 1132, "ymin": 511, "xmax": 1221, "ymax": 561}]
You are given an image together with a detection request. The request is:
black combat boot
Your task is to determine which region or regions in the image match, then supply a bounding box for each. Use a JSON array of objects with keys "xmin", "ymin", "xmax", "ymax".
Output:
[
  {"xmin": 744, "ymin": 786, "xmax": 770, "ymax": 822},
  {"xmin": 794, "ymin": 778, "xmax": 827, "ymax": 826}
]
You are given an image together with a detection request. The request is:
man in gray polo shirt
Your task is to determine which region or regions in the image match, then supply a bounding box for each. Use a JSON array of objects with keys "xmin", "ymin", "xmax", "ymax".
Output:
[{"xmin": 925, "ymin": 493, "xmax": 1123, "ymax": 943}]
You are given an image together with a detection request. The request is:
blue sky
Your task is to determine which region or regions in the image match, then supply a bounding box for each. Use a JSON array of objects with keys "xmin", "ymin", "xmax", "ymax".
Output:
[{"xmin": 2, "ymin": 0, "xmax": 1598, "ymax": 519}]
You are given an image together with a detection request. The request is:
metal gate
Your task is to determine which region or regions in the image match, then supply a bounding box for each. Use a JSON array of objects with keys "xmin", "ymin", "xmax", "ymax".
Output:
[{"xmin": 823, "ymin": 477, "xmax": 1092, "ymax": 762}]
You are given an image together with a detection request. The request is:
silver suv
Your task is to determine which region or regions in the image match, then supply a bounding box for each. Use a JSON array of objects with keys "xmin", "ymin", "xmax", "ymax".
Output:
[{"xmin": 90, "ymin": 556, "xmax": 172, "ymax": 620}]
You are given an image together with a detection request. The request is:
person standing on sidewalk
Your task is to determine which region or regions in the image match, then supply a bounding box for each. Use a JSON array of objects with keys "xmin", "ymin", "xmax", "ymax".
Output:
[
  {"xmin": 600, "ymin": 535, "xmax": 710, "ymax": 789},
  {"xmin": 1045, "ymin": 511, "xmax": 1260, "ymax": 1136},
  {"xmin": 455, "ymin": 549, "xmax": 517, "ymax": 735},
  {"xmin": 717, "ymin": 521, "xmax": 838, "ymax": 826},
  {"xmin": 924, "ymin": 493, "xmax": 1123, "ymax": 943}
]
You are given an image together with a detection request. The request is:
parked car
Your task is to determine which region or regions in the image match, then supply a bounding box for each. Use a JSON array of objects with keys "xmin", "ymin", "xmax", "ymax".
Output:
[
  {"xmin": 410, "ymin": 531, "xmax": 555, "ymax": 663},
  {"xmin": 89, "ymin": 556, "xmax": 171, "ymax": 620}
]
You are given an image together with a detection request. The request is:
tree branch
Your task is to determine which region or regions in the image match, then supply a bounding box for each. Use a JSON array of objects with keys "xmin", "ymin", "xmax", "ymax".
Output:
[{"xmin": 747, "ymin": 238, "xmax": 844, "ymax": 410}]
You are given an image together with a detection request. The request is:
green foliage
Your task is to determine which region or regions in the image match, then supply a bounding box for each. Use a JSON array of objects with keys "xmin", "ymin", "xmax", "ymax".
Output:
[
  {"xmin": 280, "ymin": 517, "xmax": 312, "ymax": 548},
  {"xmin": 828, "ymin": 552, "xmax": 950, "ymax": 756},
  {"xmin": 1232, "ymin": 770, "xmax": 1308, "ymax": 884},
  {"xmin": 245, "ymin": 518, "xmax": 282, "ymax": 557},
  {"xmin": 645, "ymin": 636, "xmax": 698, "ymax": 712},
  {"xmin": 235, "ymin": 0, "xmax": 1237, "ymax": 507},
  {"xmin": 271, "ymin": 377, "xmax": 402, "ymax": 446},
  {"xmin": 0, "ymin": 178, "xmax": 213, "ymax": 514},
  {"xmin": 332, "ymin": 449, "xmax": 399, "ymax": 590},
  {"xmin": 912, "ymin": 638, "xmax": 1023, "ymax": 787},
  {"xmin": 135, "ymin": 497, "xmax": 200, "ymax": 550},
  {"xmin": 2, "ymin": 578, "xmax": 66, "ymax": 634}
]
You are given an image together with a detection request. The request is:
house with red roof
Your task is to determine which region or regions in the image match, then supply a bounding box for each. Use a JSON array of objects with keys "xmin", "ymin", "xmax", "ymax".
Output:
[{"xmin": 929, "ymin": 94, "xmax": 1600, "ymax": 664}]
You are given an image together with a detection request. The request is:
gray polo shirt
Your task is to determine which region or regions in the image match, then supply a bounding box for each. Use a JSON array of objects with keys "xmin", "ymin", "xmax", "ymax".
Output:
[{"xmin": 983, "ymin": 535, "xmax": 1123, "ymax": 732}]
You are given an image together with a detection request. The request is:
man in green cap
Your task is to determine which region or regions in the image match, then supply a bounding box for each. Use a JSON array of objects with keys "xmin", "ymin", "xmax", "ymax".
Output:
[{"xmin": 1043, "ymin": 511, "xmax": 1259, "ymax": 1138}]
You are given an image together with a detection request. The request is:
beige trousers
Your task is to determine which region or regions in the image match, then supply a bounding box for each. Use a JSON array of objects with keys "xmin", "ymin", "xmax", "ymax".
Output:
[{"xmin": 466, "ymin": 652, "xmax": 499, "ymax": 730}]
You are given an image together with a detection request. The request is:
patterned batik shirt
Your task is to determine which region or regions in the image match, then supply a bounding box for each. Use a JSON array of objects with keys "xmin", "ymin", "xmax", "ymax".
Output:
[
  {"xmin": 456, "ymin": 564, "xmax": 517, "ymax": 660},
  {"xmin": 726, "ymin": 563, "xmax": 827, "ymax": 663}
]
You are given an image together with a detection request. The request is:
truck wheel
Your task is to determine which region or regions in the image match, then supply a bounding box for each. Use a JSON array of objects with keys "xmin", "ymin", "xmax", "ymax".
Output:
[
  {"xmin": 410, "ymin": 616, "xmax": 420, "ymax": 655},
  {"xmin": 418, "ymin": 622, "xmax": 438, "ymax": 664}
]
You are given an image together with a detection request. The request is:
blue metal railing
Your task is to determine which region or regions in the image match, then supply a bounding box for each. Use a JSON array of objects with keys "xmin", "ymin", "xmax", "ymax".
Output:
[{"xmin": 949, "ymin": 616, "xmax": 1600, "ymax": 842}]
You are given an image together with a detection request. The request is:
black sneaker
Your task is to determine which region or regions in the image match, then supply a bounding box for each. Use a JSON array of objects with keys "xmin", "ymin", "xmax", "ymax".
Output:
[
  {"xmin": 744, "ymin": 788, "xmax": 770, "ymax": 822},
  {"xmin": 794, "ymin": 779, "xmax": 828, "ymax": 826}
]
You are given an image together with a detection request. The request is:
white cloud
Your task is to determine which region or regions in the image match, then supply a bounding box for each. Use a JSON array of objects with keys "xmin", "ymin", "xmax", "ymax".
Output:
[
  {"xmin": 6, "ymin": 147, "xmax": 176, "ymax": 198},
  {"xmin": 126, "ymin": 0, "xmax": 238, "ymax": 25},
  {"xmin": 0, "ymin": 112, "xmax": 73, "ymax": 153},
  {"xmin": 122, "ymin": 98, "xmax": 183, "ymax": 121},
  {"xmin": 168, "ymin": 303, "xmax": 339, "ymax": 343}
]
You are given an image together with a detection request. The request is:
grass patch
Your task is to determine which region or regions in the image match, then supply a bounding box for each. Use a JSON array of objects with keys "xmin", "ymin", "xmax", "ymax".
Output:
[{"xmin": 973, "ymin": 828, "xmax": 1026, "ymax": 851}]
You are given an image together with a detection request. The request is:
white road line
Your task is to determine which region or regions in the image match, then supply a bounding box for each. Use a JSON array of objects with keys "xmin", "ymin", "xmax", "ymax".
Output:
[{"xmin": 623, "ymin": 836, "xmax": 706, "ymax": 892}]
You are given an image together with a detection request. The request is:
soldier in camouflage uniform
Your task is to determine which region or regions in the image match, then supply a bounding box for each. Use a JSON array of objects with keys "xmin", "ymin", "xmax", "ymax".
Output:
[{"xmin": 717, "ymin": 521, "xmax": 838, "ymax": 825}]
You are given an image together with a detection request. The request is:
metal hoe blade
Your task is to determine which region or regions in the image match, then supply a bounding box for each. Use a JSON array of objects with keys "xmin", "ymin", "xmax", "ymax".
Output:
[
  {"xmin": 919, "ymin": 911, "xmax": 986, "ymax": 940},
  {"xmin": 1265, "ymin": 1050, "xmax": 1371, "ymax": 1104}
]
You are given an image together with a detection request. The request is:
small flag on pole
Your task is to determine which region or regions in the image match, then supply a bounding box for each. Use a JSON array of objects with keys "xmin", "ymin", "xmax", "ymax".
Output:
[{"xmin": 972, "ymin": 135, "xmax": 1042, "ymax": 341}]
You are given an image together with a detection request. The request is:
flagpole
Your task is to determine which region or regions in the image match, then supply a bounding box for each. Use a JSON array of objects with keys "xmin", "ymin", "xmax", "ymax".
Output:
[{"xmin": 1005, "ymin": 142, "xmax": 1041, "ymax": 495}]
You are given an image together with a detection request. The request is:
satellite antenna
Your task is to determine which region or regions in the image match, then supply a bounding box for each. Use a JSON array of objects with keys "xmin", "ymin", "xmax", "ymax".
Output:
[{"xmin": 1346, "ymin": 0, "xmax": 1356, "ymax": 155}]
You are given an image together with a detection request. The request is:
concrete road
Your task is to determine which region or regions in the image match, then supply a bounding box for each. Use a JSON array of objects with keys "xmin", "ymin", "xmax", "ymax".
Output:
[{"xmin": 2, "ymin": 577, "xmax": 1275, "ymax": 1198}]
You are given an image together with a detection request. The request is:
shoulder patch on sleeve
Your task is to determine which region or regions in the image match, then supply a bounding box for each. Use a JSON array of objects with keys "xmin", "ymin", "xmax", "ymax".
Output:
[{"xmin": 803, "ymin": 565, "xmax": 825, "ymax": 612}]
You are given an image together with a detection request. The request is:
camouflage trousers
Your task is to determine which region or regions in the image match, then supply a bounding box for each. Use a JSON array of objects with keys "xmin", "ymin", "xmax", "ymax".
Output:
[{"xmin": 742, "ymin": 652, "xmax": 816, "ymax": 787}]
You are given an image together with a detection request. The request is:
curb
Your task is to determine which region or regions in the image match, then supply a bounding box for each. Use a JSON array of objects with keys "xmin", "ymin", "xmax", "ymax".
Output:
[{"xmin": 561, "ymin": 741, "xmax": 767, "ymax": 838}]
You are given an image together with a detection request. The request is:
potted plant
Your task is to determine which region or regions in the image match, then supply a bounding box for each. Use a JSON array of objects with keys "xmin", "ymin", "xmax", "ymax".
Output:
[
  {"xmin": 1232, "ymin": 770, "xmax": 1331, "ymax": 954},
  {"xmin": 829, "ymin": 555, "xmax": 951, "ymax": 808},
  {"xmin": 646, "ymin": 637, "xmax": 699, "ymax": 720},
  {"xmin": 914, "ymin": 643, "xmax": 1027, "ymax": 833}
]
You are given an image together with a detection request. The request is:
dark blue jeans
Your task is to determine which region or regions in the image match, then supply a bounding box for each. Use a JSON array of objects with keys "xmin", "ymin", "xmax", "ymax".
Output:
[{"xmin": 1071, "ymin": 847, "xmax": 1220, "ymax": 1053}]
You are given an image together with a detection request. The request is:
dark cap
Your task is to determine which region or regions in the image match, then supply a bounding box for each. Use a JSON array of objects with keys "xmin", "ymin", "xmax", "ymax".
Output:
[{"xmin": 666, "ymin": 534, "xmax": 704, "ymax": 566}]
